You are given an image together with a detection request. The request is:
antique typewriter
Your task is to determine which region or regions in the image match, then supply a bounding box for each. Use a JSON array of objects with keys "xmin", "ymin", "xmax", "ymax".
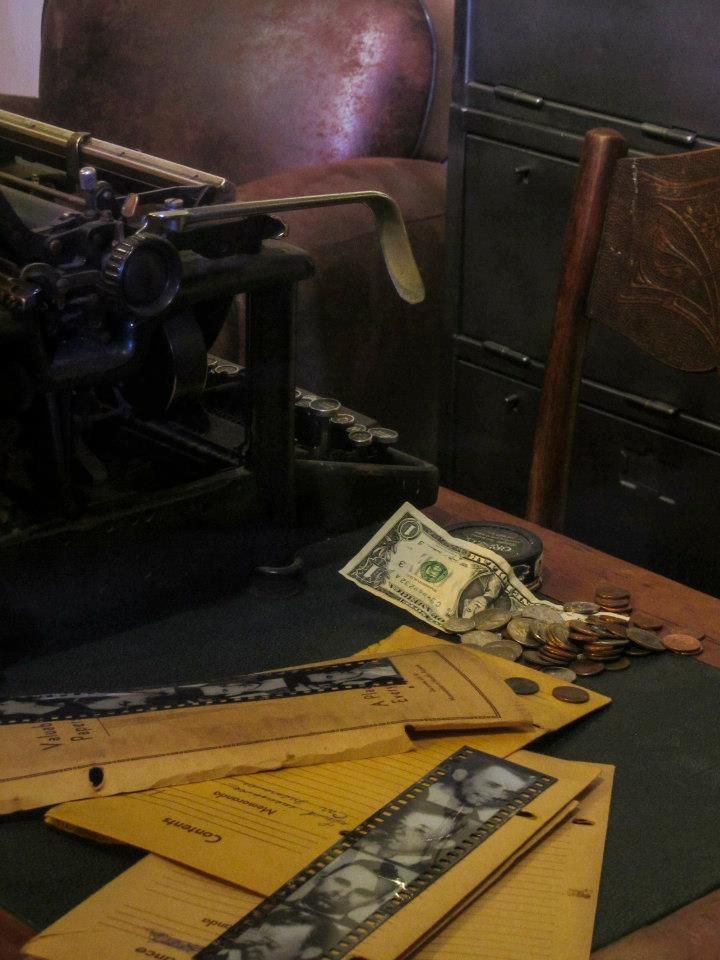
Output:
[{"xmin": 0, "ymin": 110, "xmax": 437, "ymax": 653}]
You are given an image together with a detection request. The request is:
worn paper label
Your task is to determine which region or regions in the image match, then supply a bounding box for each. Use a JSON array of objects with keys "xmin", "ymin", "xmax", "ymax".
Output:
[
  {"xmin": 46, "ymin": 628, "xmax": 609, "ymax": 893},
  {"xmin": 25, "ymin": 751, "xmax": 604, "ymax": 960},
  {"xmin": 1, "ymin": 640, "xmax": 531, "ymax": 814}
]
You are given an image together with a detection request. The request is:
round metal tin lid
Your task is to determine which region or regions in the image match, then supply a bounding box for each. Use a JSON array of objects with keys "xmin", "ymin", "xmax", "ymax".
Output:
[{"xmin": 446, "ymin": 521, "xmax": 543, "ymax": 585}]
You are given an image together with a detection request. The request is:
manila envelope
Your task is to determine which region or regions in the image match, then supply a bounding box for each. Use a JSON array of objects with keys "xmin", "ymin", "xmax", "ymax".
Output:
[
  {"xmin": 416, "ymin": 764, "xmax": 614, "ymax": 960},
  {"xmin": 24, "ymin": 751, "xmax": 604, "ymax": 960},
  {"xmin": 0, "ymin": 642, "xmax": 532, "ymax": 815},
  {"xmin": 47, "ymin": 628, "xmax": 610, "ymax": 893}
]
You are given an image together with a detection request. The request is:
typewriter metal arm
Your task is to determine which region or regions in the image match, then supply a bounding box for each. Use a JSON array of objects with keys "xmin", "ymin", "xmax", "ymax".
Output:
[{"xmin": 144, "ymin": 192, "xmax": 424, "ymax": 305}]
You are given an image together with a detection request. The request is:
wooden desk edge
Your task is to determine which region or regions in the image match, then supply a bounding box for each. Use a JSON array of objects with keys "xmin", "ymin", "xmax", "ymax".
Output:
[{"xmin": 431, "ymin": 489, "xmax": 720, "ymax": 669}]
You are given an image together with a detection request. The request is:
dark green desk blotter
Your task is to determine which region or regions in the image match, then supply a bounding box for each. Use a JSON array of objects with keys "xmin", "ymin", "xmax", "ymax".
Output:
[{"xmin": 1, "ymin": 526, "xmax": 719, "ymax": 951}]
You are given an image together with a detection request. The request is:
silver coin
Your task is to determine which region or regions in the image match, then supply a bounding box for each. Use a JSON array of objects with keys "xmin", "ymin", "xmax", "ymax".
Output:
[
  {"xmin": 472, "ymin": 609, "xmax": 513, "ymax": 631},
  {"xmin": 479, "ymin": 639, "xmax": 523, "ymax": 661},
  {"xmin": 460, "ymin": 630, "xmax": 503, "ymax": 649},
  {"xmin": 542, "ymin": 666, "xmax": 577, "ymax": 682},
  {"xmin": 522, "ymin": 603, "xmax": 566, "ymax": 624},
  {"xmin": 442, "ymin": 616, "xmax": 477, "ymax": 634},
  {"xmin": 563, "ymin": 600, "xmax": 600, "ymax": 615},
  {"xmin": 530, "ymin": 621, "xmax": 549, "ymax": 643},
  {"xmin": 522, "ymin": 649, "xmax": 554, "ymax": 668},
  {"xmin": 506, "ymin": 616, "xmax": 532, "ymax": 643}
]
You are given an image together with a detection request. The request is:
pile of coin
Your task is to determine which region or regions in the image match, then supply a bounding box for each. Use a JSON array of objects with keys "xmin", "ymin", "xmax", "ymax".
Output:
[
  {"xmin": 441, "ymin": 583, "xmax": 705, "ymax": 682},
  {"xmin": 594, "ymin": 585, "xmax": 631, "ymax": 614}
]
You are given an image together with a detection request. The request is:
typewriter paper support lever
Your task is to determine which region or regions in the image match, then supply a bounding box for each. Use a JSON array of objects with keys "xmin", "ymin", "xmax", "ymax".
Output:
[{"xmin": 142, "ymin": 191, "xmax": 426, "ymax": 306}]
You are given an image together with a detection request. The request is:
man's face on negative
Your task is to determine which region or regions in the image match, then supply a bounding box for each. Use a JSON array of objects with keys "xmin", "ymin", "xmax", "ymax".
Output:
[
  {"xmin": 303, "ymin": 863, "xmax": 387, "ymax": 915},
  {"xmin": 232, "ymin": 917, "xmax": 316, "ymax": 960},
  {"xmin": 305, "ymin": 669, "xmax": 353, "ymax": 684},
  {"xmin": 457, "ymin": 765, "xmax": 527, "ymax": 807},
  {"xmin": 387, "ymin": 809, "xmax": 454, "ymax": 856}
]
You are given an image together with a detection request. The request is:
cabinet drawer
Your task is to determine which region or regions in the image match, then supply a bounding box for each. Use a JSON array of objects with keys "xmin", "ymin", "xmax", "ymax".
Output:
[
  {"xmin": 451, "ymin": 361, "xmax": 720, "ymax": 596},
  {"xmin": 460, "ymin": 137, "xmax": 575, "ymax": 352},
  {"xmin": 465, "ymin": 0, "xmax": 720, "ymax": 141}
]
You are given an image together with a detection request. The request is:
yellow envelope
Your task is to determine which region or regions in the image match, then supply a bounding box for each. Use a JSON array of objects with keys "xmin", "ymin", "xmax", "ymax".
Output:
[
  {"xmin": 25, "ymin": 752, "xmax": 604, "ymax": 960},
  {"xmin": 2, "ymin": 641, "xmax": 531, "ymax": 815},
  {"xmin": 47, "ymin": 629, "xmax": 610, "ymax": 893},
  {"xmin": 416, "ymin": 764, "xmax": 614, "ymax": 960}
]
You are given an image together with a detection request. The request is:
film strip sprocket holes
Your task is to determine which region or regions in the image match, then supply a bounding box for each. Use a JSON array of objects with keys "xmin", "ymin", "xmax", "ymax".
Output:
[
  {"xmin": 195, "ymin": 747, "xmax": 556, "ymax": 960},
  {"xmin": 0, "ymin": 657, "xmax": 404, "ymax": 725}
]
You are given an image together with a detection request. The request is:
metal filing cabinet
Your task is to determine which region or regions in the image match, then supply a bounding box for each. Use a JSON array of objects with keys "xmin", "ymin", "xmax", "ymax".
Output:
[{"xmin": 443, "ymin": 0, "xmax": 720, "ymax": 596}]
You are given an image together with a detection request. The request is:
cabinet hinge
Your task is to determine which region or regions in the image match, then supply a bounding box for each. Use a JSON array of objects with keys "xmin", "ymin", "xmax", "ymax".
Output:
[
  {"xmin": 641, "ymin": 122, "xmax": 696, "ymax": 147},
  {"xmin": 493, "ymin": 85, "xmax": 544, "ymax": 109},
  {"xmin": 482, "ymin": 340, "xmax": 532, "ymax": 366},
  {"xmin": 585, "ymin": 378, "xmax": 678, "ymax": 417}
]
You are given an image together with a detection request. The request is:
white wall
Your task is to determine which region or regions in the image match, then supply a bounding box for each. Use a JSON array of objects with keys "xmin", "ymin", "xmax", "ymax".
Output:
[{"xmin": 0, "ymin": 0, "xmax": 44, "ymax": 95}]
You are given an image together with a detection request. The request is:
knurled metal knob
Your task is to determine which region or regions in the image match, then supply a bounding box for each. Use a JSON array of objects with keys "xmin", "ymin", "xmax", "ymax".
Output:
[{"xmin": 103, "ymin": 233, "xmax": 181, "ymax": 318}]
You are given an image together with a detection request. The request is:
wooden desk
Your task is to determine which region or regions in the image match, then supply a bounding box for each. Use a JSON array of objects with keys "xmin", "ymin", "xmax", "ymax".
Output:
[
  {"xmin": 2, "ymin": 488, "xmax": 719, "ymax": 960},
  {"xmin": 428, "ymin": 490, "xmax": 720, "ymax": 671}
]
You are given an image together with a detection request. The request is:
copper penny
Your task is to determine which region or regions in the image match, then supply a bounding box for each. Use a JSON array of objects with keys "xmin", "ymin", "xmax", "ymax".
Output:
[
  {"xmin": 565, "ymin": 619, "xmax": 598, "ymax": 637},
  {"xmin": 587, "ymin": 612, "xmax": 630, "ymax": 625},
  {"xmin": 552, "ymin": 685, "xmax": 590, "ymax": 703},
  {"xmin": 573, "ymin": 660, "xmax": 605, "ymax": 676},
  {"xmin": 662, "ymin": 632, "xmax": 704, "ymax": 654},
  {"xmin": 631, "ymin": 613, "xmax": 664, "ymax": 631},
  {"xmin": 604, "ymin": 656, "xmax": 631, "ymax": 671},
  {"xmin": 594, "ymin": 585, "xmax": 630, "ymax": 602},
  {"xmin": 505, "ymin": 676, "xmax": 540, "ymax": 696}
]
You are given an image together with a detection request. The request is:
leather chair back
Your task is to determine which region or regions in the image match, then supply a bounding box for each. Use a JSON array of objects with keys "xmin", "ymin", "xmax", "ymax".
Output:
[{"xmin": 39, "ymin": 0, "xmax": 437, "ymax": 184}]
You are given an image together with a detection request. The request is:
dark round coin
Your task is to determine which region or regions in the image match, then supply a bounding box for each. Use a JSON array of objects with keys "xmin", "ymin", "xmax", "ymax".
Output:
[
  {"xmin": 530, "ymin": 621, "xmax": 549, "ymax": 643},
  {"xmin": 505, "ymin": 676, "xmax": 540, "ymax": 696},
  {"xmin": 573, "ymin": 660, "xmax": 605, "ymax": 677},
  {"xmin": 522, "ymin": 650, "xmax": 552, "ymax": 668},
  {"xmin": 631, "ymin": 613, "xmax": 664, "ymax": 631},
  {"xmin": 552, "ymin": 685, "xmax": 590, "ymax": 704},
  {"xmin": 626, "ymin": 626, "xmax": 666, "ymax": 652},
  {"xmin": 604, "ymin": 656, "xmax": 631, "ymax": 671},
  {"xmin": 662, "ymin": 632, "xmax": 704, "ymax": 654},
  {"xmin": 473, "ymin": 609, "xmax": 513, "ymax": 632},
  {"xmin": 481, "ymin": 639, "xmax": 523, "ymax": 661},
  {"xmin": 461, "ymin": 630, "xmax": 504, "ymax": 649},
  {"xmin": 442, "ymin": 616, "xmax": 476, "ymax": 634},
  {"xmin": 587, "ymin": 612, "xmax": 630, "ymax": 625},
  {"xmin": 506, "ymin": 616, "xmax": 534, "ymax": 645},
  {"xmin": 522, "ymin": 604, "xmax": 566, "ymax": 624},
  {"xmin": 594, "ymin": 585, "xmax": 630, "ymax": 602},
  {"xmin": 626, "ymin": 645, "xmax": 651, "ymax": 656},
  {"xmin": 676, "ymin": 644, "xmax": 705, "ymax": 656},
  {"xmin": 565, "ymin": 619, "xmax": 598, "ymax": 637},
  {"xmin": 563, "ymin": 600, "xmax": 600, "ymax": 615}
]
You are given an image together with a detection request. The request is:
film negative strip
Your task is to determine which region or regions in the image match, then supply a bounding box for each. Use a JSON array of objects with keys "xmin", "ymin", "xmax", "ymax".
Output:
[
  {"xmin": 195, "ymin": 746, "xmax": 556, "ymax": 960},
  {"xmin": 0, "ymin": 657, "xmax": 404, "ymax": 724}
]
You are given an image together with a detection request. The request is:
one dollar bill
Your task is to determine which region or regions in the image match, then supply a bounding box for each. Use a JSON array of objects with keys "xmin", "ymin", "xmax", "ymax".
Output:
[{"xmin": 340, "ymin": 502, "xmax": 549, "ymax": 630}]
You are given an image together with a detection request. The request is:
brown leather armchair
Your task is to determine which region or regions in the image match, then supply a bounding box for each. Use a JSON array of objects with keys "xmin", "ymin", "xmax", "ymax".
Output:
[{"xmin": 1, "ymin": 0, "xmax": 452, "ymax": 463}]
